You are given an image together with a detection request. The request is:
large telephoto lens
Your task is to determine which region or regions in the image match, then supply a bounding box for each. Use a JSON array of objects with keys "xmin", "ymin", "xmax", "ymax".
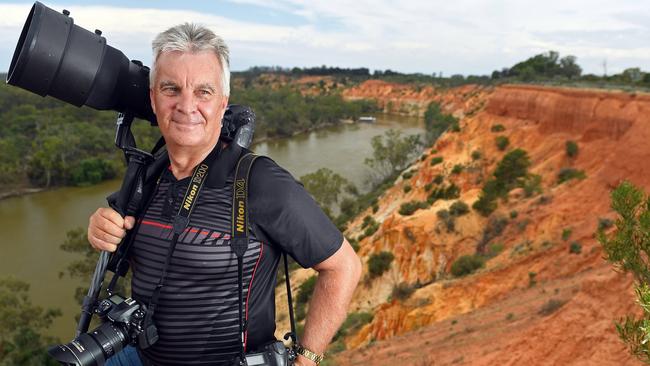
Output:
[
  {"xmin": 48, "ymin": 322, "xmax": 129, "ymax": 366},
  {"xmin": 7, "ymin": 1, "xmax": 156, "ymax": 123}
]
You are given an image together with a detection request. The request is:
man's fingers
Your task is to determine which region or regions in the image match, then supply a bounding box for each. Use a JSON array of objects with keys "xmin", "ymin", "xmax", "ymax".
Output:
[
  {"xmin": 95, "ymin": 216, "xmax": 128, "ymax": 239},
  {"xmin": 99, "ymin": 208, "xmax": 127, "ymax": 228},
  {"xmin": 89, "ymin": 234, "xmax": 118, "ymax": 252}
]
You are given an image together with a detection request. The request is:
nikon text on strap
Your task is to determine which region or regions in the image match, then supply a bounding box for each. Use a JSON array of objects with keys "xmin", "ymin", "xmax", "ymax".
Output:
[{"xmin": 232, "ymin": 152, "xmax": 260, "ymax": 365}]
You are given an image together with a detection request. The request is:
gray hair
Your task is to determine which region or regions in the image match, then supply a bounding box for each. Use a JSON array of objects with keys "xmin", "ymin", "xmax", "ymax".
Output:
[{"xmin": 150, "ymin": 23, "xmax": 230, "ymax": 96}]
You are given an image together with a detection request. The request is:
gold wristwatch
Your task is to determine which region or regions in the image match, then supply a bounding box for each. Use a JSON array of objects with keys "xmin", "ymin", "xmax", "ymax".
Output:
[{"xmin": 295, "ymin": 344, "xmax": 324, "ymax": 364}]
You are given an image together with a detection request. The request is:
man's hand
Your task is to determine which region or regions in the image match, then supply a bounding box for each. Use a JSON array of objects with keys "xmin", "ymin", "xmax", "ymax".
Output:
[{"xmin": 88, "ymin": 207, "xmax": 135, "ymax": 252}]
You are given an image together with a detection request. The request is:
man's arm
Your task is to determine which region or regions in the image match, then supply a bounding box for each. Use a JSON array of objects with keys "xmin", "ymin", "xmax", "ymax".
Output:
[{"xmin": 296, "ymin": 238, "xmax": 362, "ymax": 366}]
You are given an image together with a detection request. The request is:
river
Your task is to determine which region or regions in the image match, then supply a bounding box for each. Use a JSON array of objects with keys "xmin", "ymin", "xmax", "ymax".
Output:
[{"xmin": 0, "ymin": 114, "xmax": 423, "ymax": 341}]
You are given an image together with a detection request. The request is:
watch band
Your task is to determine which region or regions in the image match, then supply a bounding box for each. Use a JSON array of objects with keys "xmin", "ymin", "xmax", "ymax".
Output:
[{"xmin": 295, "ymin": 345, "xmax": 324, "ymax": 364}]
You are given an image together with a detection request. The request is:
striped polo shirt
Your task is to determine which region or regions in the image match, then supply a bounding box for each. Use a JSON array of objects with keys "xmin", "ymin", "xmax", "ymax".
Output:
[{"xmin": 129, "ymin": 142, "xmax": 342, "ymax": 365}]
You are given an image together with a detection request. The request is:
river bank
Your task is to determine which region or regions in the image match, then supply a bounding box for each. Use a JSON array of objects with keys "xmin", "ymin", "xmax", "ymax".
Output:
[{"xmin": 0, "ymin": 187, "xmax": 46, "ymax": 201}]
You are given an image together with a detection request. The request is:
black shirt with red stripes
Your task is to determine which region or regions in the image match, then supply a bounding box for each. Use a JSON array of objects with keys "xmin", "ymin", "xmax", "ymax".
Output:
[{"xmin": 129, "ymin": 141, "xmax": 343, "ymax": 365}]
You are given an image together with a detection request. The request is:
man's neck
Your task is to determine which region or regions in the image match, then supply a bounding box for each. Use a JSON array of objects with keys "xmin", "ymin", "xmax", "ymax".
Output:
[{"xmin": 167, "ymin": 140, "xmax": 219, "ymax": 180}]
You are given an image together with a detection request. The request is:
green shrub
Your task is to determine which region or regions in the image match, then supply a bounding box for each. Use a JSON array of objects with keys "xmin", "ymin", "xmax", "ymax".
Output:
[
  {"xmin": 391, "ymin": 282, "xmax": 416, "ymax": 302},
  {"xmin": 558, "ymin": 168, "xmax": 586, "ymax": 183},
  {"xmin": 494, "ymin": 149, "xmax": 531, "ymax": 185},
  {"xmin": 403, "ymin": 185, "xmax": 412, "ymax": 193},
  {"xmin": 539, "ymin": 299, "xmax": 566, "ymax": 316},
  {"xmin": 368, "ymin": 251, "xmax": 395, "ymax": 278},
  {"xmin": 424, "ymin": 101, "xmax": 459, "ymax": 144},
  {"xmin": 510, "ymin": 210, "xmax": 518, "ymax": 219},
  {"xmin": 430, "ymin": 156, "xmax": 444, "ymax": 166},
  {"xmin": 363, "ymin": 220, "xmax": 380, "ymax": 237},
  {"xmin": 399, "ymin": 200, "xmax": 429, "ymax": 216},
  {"xmin": 495, "ymin": 136, "xmax": 510, "ymax": 151},
  {"xmin": 295, "ymin": 275, "xmax": 318, "ymax": 321},
  {"xmin": 434, "ymin": 174, "xmax": 445, "ymax": 184},
  {"xmin": 451, "ymin": 164, "xmax": 464, "ymax": 175},
  {"xmin": 485, "ymin": 242, "xmax": 504, "ymax": 258},
  {"xmin": 598, "ymin": 217, "xmax": 614, "ymax": 231},
  {"xmin": 473, "ymin": 149, "xmax": 531, "ymax": 216},
  {"xmin": 562, "ymin": 228, "xmax": 572, "ymax": 241},
  {"xmin": 402, "ymin": 171, "xmax": 414, "ymax": 179},
  {"xmin": 566, "ymin": 140, "xmax": 579, "ymax": 158},
  {"xmin": 520, "ymin": 174, "xmax": 543, "ymax": 197},
  {"xmin": 449, "ymin": 200, "xmax": 470, "ymax": 216},
  {"xmin": 528, "ymin": 272, "xmax": 537, "ymax": 287},
  {"xmin": 450, "ymin": 254, "xmax": 485, "ymax": 277},
  {"xmin": 362, "ymin": 215, "xmax": 373, "ymax": 229},
  {"xmin": 471, "ymin": 150, "xmax": 482, "ymax": 161},
  {"xmin": 334, "ymin": 312, "xmax": 374, "ymax": 341},
  {"xmin": 476, "ymin": 216, "xmax": 509, "ymax": 253},
  {"xmin": 424, "ymin": 183, "xmax": 433, "ymax": 191},
  {"xmin": 349, "ymin": 238, "xmax": 360, "ymax": 252},
  {"xmin": 427, "ymin": 183, "xmax": 460, "ymax": 204},
  {"xmin": 569, "ymin": 241, "xmax": 582, "ymax": 254},
  {"xmin": 472, "ymin": 194, "xmax": 498, "ymax": 217},
  {"xmin": 437, "ymin": 209, "xmax": 455, "ymax": 232},
  {"xmin": 450, "ymin": 122, "xmax": 461, "ymax": 132},
  {"xmin": 491, "ymin": 124, "xmax": 506, "ymax": 132}
]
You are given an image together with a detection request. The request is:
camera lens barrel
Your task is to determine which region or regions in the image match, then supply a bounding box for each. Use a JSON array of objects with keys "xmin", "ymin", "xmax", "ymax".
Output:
[
  {"xmin": 48, "ymin": 322, "xmax": 129, "ymax": 366},
  {"xmin": 7, "ymin": 1, "xmax": 156, "ymax": 123}
]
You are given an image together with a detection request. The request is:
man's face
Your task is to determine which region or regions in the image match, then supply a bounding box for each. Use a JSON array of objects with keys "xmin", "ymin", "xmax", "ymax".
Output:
[{"xmin": 150, "ymin": 50, "xmax": 228, "ymax": 151}]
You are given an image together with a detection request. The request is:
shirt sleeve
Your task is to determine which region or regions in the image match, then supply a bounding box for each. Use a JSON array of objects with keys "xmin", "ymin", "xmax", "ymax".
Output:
[{"xmin": 248, "ymin": 157, "xmax": 343, "ymax": 268}]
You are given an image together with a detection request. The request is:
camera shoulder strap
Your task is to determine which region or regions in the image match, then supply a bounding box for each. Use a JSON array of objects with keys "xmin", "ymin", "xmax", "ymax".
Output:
[
  {"xmin": 231, "ymin": 153, "xmax": 298, "ymax": 365},
  {"xmin": 232, "ymin": 152, "xmax": 259, "ymax": 365}
]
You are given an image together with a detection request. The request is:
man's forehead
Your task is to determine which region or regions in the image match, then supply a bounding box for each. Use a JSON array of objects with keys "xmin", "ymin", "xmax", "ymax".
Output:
[{"xmin": 153, "ymin": 50, "xmax": 222, "ymax": 83}]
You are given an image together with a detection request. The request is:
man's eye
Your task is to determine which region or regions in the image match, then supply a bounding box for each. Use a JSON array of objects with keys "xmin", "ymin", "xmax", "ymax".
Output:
[{"xmin": 161, "ymin": 86, "xmax": 178, "ymax": 94}]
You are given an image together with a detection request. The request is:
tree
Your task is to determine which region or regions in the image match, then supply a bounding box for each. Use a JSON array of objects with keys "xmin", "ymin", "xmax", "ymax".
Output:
[
  {"xmin": 0, "ymin": 276, "xmax": 61, "ymax": 366},
  {"xmin": 300, "ymin": 168, "xmax": 350, "ymax": 217},
  {"xmin": 598, "ymin": 181, "xmax": 650, "ymax": 362},
  {"xmin": 423, "ymin": 102, "xmax": 458, "ymax": 145},
  {"xmin": 364, "ymin": 129, "xmax": 422, "ymax": 180},
  {"xmin": 559, "ymin": 56, "xmax": 582, "ymax": 79}
]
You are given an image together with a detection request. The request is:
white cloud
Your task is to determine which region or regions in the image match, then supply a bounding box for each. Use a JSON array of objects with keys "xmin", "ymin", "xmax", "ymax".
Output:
[{"xmin": 0, "ymin": 1, "xmax": 648, "ymax": 75}]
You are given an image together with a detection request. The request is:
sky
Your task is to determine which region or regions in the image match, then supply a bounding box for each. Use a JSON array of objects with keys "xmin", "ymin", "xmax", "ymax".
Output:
[{"xmin": 0, "ymin": 0, "xmax": 648, "ymax": 76}]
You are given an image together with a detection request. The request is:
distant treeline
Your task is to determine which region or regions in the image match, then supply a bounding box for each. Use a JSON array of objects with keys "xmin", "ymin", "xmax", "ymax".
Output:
[
  {"xmin": 237, "ymin": 51, "xmax": 650, "ymax": 89},
  {"xmin": 0, "ymin": 79, "xmax": 377, "ymax": 190},
  {"xmin": 231, "ymin": 86, "xmax": 377, "ymax": 138}
]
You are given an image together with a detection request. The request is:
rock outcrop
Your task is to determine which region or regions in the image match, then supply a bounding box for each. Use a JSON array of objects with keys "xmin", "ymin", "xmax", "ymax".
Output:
[{"xmin": 333, "ymin": 83, "xmax": 650, "ymax": 365}]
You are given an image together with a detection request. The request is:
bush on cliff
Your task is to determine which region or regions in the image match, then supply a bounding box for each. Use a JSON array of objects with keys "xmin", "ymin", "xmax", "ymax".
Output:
[
  {"xmin": 598, "ymin": 181, "xmax": 650, "ymax": 363},
  {"xmin": 473, "ymin": 149, "xmax": 531, "ymax": 216},
  {"xmin": 368, "ymin": 251, "xmax": 395, "ymax": 278},
  {"xmin": 423, "ymin": 102, "xmax": 459, "ymax": 145},
  {"xmin": 450, "ymin": 254, "xmax": 485, "ymax": 277}
]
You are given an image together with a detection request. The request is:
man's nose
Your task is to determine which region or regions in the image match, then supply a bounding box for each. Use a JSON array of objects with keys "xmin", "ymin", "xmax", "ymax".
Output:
[{"xmin": 176, "ymin": 90, "xmax": 197, "ymax": 114}]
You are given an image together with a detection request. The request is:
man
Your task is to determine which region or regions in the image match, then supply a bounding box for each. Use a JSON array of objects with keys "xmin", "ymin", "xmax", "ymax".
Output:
[{"xmin": 88, "ymin": 23, "xmax": 361, "ymax": 366}]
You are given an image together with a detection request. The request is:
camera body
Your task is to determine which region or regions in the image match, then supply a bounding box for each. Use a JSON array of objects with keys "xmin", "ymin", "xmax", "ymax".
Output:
[
  {"xmin": 48, "ymin": 294, "xmax": 157, "ymax": 366},
  {"xmin": 96, "ymin": 294, "xmax": 158, "ymax": 349},
  {"xmin": 234, "ymin": 341, "xmax": 294, "ymax": 366}
]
